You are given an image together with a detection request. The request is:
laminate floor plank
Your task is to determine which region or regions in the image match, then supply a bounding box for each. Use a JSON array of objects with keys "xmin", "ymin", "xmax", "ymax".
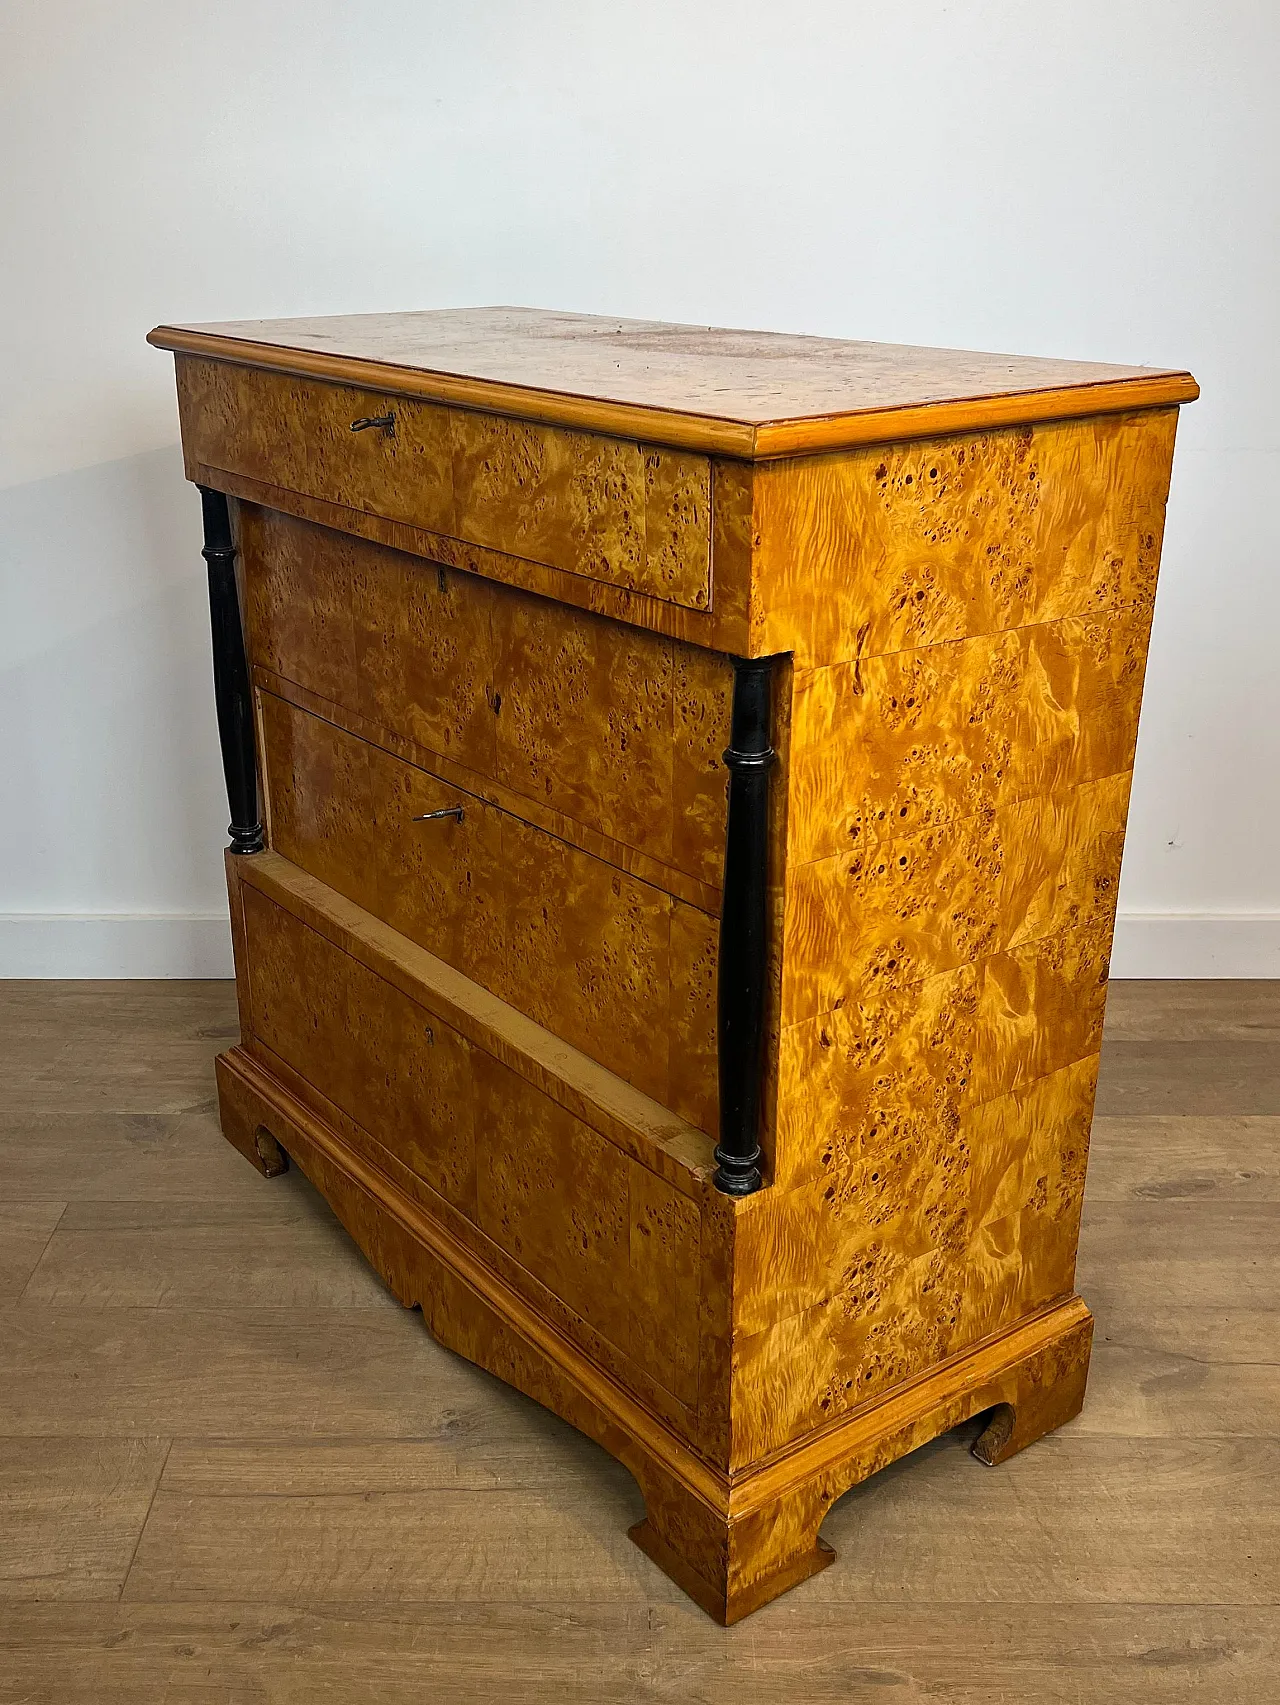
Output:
[
  {"xmin": 1093, "ymin": 1041, "xmax": 1280, "ymax": 1116},
  {"xmin": 119, "ymin": 1428, "xmax": 1280, "ymax": 1609},
  {"xmin": 1101, "ymin": 979, "xmax": 1280, "ymax": 1041},
  {"xmin": 1, "ymin": 976, "xmax": 1277, "ymax": 1705},
  {"xmin": 0, "ymin": 1107, "xmax": 276, "ymax": 1204},
  {"xmin": 0, "ymin": 1437, "xmax": 171, "ymax": 1601},
  {"xmin": 20, "ymin": 1189, "xmax": 396, "ymax": 1311},
  {"xmin": 1086, "ymin": 1114, "xmax": 1280, "ymax": 1202},
  {"xmin": 0, "ymin": 981, "xmax": 239, "ymax": 1044},
  {"xmin": 1, "ymin": 1601, "xmax": 1272, "ymax": 1705},
  {"xmin": 1080, "ymin": 1339, "xmax": 1280, "ymax": 1436},
  {"xmin": 814, "ymin": 1430, "xmax": 1280, "ymax": 1605},
  {"xmin": 0, "ymin": 1203, "xmax": 65, "ymax": 1299},
  {"xmin": 0, "ymin": 982, "xmax": 239, "ymax": 1117},
  {"xmin": 0, "ymin": 1305, "xmax": 543, "ymax": 1440},
  {"xmin": 123, "ymin": 1482, "xmax": 666, "ymax": 1606},
  {"xmin": 158, "ymin": 1436, "xmax": 609, "ymax": 1495},
  {"xmin": 1078, "ymin": 1199, "xmax": 1280, "ymax": 1318}
]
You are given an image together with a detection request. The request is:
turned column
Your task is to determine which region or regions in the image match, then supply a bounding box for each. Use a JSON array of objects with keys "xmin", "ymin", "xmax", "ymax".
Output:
[
  {"xmin": 199, "ymin": 486, "xmax": 264, "ymax": 855},
  {"xmin": 714, "ymin": 653, "xmax": 781, "ymax": 1197}
]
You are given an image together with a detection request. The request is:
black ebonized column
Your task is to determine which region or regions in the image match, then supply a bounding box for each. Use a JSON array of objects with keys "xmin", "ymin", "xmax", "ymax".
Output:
[
  {"xmin": 199, "ymin": 486, "xmax": 264, "ymax": 855},
  {"xmin": 714, "ymin": 654, "xmax": 780, "ymax": 1197}
]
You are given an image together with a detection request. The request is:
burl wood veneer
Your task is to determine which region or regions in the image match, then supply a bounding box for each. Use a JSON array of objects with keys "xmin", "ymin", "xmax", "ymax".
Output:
[{"xmin": 151, "ymin": 307, "xmax": 1196, "ymax": 1623}]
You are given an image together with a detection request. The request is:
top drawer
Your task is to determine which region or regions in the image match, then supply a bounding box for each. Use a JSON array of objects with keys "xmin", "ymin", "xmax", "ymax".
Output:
[{"xmin": 175, "ymin": 355, "xmax": 712, "ymax": 611}]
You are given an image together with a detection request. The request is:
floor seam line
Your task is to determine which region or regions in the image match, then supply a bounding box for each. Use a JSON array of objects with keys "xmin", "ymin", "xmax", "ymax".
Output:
[
  {"xmin": 14, "ymin": 1202, "xmax": 70, "ymax": 1301},
  {"xmin": 117, "ymin": 1437, "xmax": 174, "ymax": 1602}
]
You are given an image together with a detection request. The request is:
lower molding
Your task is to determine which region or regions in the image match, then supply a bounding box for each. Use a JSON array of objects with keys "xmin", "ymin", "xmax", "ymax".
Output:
[
  {"xmin": 218, "ymin": 1041, "xmax": 1093, "ymax": 1624},
  {"xmin": 0, "ymin": 912, "xmax": 234, "ymax": 978},
  {"xmin": 5, "ymin": 909, "xmax": 1279, "ymax": 980}
]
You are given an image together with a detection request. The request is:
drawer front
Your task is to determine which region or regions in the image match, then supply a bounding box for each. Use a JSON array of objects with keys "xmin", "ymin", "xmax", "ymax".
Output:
[
  {"xmin": 242, "ymin": 506, "xmax": 732, "ymax": 889},
  {"xmin": 178, "ymin": 355, "xmax": 712, "ymax": 610},
  {"xmin": 244, "ymin": 881, "xmax": 475, "ymax": 1212},
  {"xmin": 241, "ymin": 883, "xmax": 703, "ymax": 1406},
  {"xmin": 259, "ymin": 691, "xmax": 718, "ymax": 1135}
]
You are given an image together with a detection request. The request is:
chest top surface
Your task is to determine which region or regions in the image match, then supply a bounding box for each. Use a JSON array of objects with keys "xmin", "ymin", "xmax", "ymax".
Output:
[{"xmin": 149, "ymin": 306, "xmax": 1197, "ymax": 458}]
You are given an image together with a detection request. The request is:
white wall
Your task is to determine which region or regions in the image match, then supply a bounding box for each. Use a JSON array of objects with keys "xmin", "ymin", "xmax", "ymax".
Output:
[{"xmin": 2, "ymin": 0, "xmax": 1277, "ymax": 977}]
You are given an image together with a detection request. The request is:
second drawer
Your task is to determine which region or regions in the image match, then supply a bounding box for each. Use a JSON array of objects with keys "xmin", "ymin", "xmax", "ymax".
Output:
[
  {"xmin": 239, "ymin": 506, "xmax": 733, "ymax": 889},
  {"xmin": 259, "ymin": 690, "xmax": 719, "ymax": 1135}
]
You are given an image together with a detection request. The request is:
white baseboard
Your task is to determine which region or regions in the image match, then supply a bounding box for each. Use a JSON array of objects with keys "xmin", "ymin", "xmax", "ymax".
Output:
[
  {"xmin": 0, "ymin": 910, "xmax": 1277, "ymax": 982},
  {"xmin": 1109, "ymin": 913, "xmax": 1280, "ymax": 979},
  {"xmin": 0, "ymin": 913, "xmax": 234, "ymax": 978}
]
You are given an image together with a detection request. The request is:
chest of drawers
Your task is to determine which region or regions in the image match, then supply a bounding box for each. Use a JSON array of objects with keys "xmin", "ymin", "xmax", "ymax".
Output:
[{"xmin": 151, "ymin": 307, "xmax": 1196, "ymax": 1622}]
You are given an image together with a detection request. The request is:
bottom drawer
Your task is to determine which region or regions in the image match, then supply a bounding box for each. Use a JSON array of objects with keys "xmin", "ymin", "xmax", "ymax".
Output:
[{"xmin": 240, "ymin": 881, "xmax": 703, "ymax": 1407}]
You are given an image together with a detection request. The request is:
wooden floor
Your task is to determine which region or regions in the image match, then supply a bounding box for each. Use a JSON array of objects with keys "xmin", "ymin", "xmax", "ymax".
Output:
[{"xmin": 0, "ymin": 982, "xmax": 1277, "ymax": 1702}]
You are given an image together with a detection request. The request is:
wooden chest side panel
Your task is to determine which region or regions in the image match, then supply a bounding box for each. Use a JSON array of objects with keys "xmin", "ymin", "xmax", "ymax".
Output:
[
  {"xmin": 747, "ymin": 408, "xmax": 1180, "ymax": 1458},
  {"xmin": 178, "ymin": 356, "xmax": 712, "ymax": 610},
  {"xmin": 238, "ymin": 882, "xmax": 710, "ymax": 1416},
  {"xmin": 241, "ymin": 506, "xmax": 732, "ymax": 889},
  {"xmin": 778, "ymin": 918, "xmax": 1111, "ymax": 1178},
  {"xmin": 781, "ymin": 768, "xmax": 1134, "ymax": 1029},
  {"xmin": 751, "ymin": 408, "xmax": 1178, "ymax": 667},
  {"xmin": 732, "ymin": 1053, "xmax": 1096, "ymax": 1460},
  {"xmin": 787, "ymin": 614, "xmax": 1154, "ymax": 868},
  {"xmin": 259, "ymin": 691, "xmax": 719, "ymax": 1135}
]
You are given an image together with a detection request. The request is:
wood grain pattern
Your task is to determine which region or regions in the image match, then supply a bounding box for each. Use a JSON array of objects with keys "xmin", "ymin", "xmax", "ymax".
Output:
[
  {"xmin": 233, "ymin": 850, "xmax": 714, "ymax": 1195},
  {"xmin": 4, "ymin": 976, "xmax": 1278, "ymax": 1699},
  {"xmin": 233, "ymin": 898, "xmax": 710, "ymax": 1420},
  {"xmin": 150, "ymin": 305, "xmax": 1197, "ymax": 458},
  {"xmin": 150, "ymin": 311, "xmax": 1194, "ymax": 1624},
  {"xmin": 244, "ymin": 883, "xmax": 479, "ymax": 1215},
  {"xmin": 216, "ymin": 1035, "xmax": 1095, "ymax": 1625},
  {"xmin": 788, "ymin": 613, "xmax": 1154, "ymax": 865},
  {"xmin": 735, "ymin": 1056, "xmax": 1097, "ymax": 1459},
  {"xmin": 258, "ymin": 666, "xmax": 721, "ymax": 914},
  {"xmin": 775, "ymin": 931, "xmax": 1105, "ymax": 1215},
  {"xmin": 18, "ymin": 1198, "xmax": 386, "ymax": 1312},
  {"xmin": 242, "ymin": 505, "xmax": 732, "ymax": 889},
  {"xmin": 258, "ymin": 691, "xmax": 718, "ymax": 1130},
  {"xmin": 0, "ymin": 1438, "xmax": 170, "ymax": 1600},
  {"xmin": 780, "ymin": 771, "xmax": 1132, "ymax": 1027},
  {"xmin": 203, "ymin": 460, "xmax": 745, "ymax": 653},
  {"xmin": 179, "ymin": 356, "xmax": 711, "ymax": 608},
  {"xmin": 6, "ymin": 1602, "xmax": 1275, "ymax": 1704},
  {"xmin": 0, "ymin": 1203, "xmax": 64, "ymax": 1300},
  {"xmin": 744, "ymin": 405, "xmax": 1176, "ymax": 1465},
  {"xmin": 207, "ymin": 397, "xmax": 1179, "ymax": 671},
  {"xmin": 752, "ymin": 408, "xmax": 1178, "ymax": 666},
  {"xmin": 224, "ymin": 1037, "xmax": 705, "ymax": 1445},
  {"xmin": 490, "ymin": 590, "xmax": 713, "ymax": 879},
  {"xmin": 451, "ymin": 406, "xmax": 711, "ymax": 607},
  {"xmin": 474, "ymin": 1053, "xmax": 703, "ymax": 1408}
]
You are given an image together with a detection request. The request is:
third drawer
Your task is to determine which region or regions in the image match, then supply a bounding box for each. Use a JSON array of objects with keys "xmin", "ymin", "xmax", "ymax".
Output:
[{"xmin": 258, "ymin": 688, "xmax": 719, "ymax": 1135}]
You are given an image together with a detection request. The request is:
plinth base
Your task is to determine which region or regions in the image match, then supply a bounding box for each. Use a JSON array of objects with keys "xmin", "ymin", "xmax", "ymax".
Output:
[{"xmin": 216, "ymin": 1042, "xmax": 1094, "ymax": 1624}]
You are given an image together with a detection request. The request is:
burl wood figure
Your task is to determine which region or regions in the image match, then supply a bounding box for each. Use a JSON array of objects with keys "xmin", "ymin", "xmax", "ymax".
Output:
[{"xmin": 150, "ymin": 308, "xmax": 1196, "ymax": 1622}]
